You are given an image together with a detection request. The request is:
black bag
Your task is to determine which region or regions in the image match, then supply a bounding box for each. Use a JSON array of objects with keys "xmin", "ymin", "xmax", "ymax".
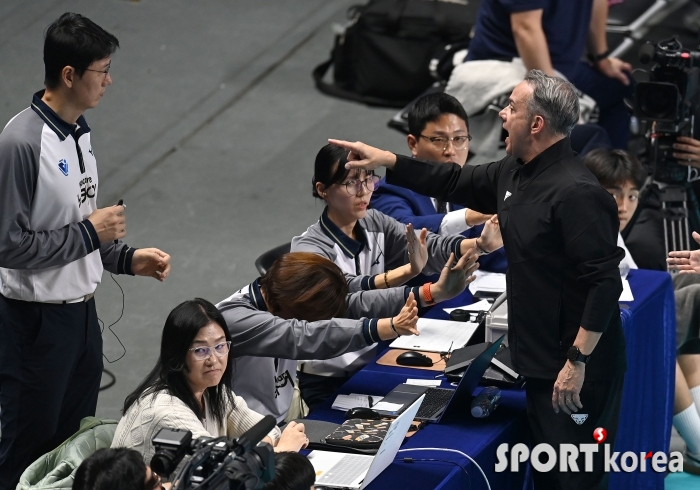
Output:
[{"xmin": 313, "ymin": 0, "xmax": 480, "ymax": 107}]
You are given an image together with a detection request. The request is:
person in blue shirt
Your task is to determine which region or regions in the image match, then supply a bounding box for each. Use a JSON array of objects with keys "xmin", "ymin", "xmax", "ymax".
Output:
[
  {"xmin": 371, "ymin": 92, "xmax": 508, "ymax": 274},
  {"xmin": 466, "ymin": 0, "xmax": 633, "ymax": 149}
]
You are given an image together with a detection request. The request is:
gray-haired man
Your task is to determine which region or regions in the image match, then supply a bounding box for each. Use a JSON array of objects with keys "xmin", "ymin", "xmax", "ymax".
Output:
[{"xmin": 331, "ymin": 71, "xmax": 626, "ymax": 489}]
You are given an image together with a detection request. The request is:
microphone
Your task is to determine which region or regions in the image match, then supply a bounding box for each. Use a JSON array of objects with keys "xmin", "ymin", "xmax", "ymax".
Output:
[{"xmin": 232, "ymin": 415, "xmax": 276, "ymax": 456}]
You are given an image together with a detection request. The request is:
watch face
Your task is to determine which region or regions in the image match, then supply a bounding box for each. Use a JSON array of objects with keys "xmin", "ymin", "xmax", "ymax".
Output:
[{"xmin": 567, "ymin": 346, "xmax": 579, "ymax": 361}]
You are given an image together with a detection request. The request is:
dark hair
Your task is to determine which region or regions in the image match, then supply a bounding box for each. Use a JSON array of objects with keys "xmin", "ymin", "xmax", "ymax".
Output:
[
  {"xmin": 122, "ymin": 298, "xmax": 235, "ymax": 426},
  {"xmin": 523, "ymin": 70, "xmax": 579, "ymax": 136},
  {"xmin": 259, "ymin": 252, "xmax": 348, "ymax": 321},
  {"xmin": 312, "ymin": 144, "xmax": 351, "ymax": 198},
  {"xmin": 262, "ymin": 452, "xmax": 316, "ymax": 490},
  {"xmin": 44, "ymin": 13, "xmax": 119, "ymax": 89},
  {"xmin": 407, "ymin": 92, "xmax": 469, "ymax": 138},
  {"xmin": 73, "ymin": 448, "xmax": 146, "ymax": 490},
  {"xmin": 583, "ymin": 148, "xmax": 647, "ymax": 189}
]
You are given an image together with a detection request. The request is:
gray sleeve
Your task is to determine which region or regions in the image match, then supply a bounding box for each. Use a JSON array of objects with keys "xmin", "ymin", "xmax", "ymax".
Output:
[
  {"xmin": 218, "ymin": 297, "xmax": 372, "ymax": 359},
  {"xmin": 0, "ymin": 121, "xmax": 98, "ymax": 270},
  {"xmin": 369, "ymin": 210, "xmax": 463, "ymax": 274},
  {"xmin": 99, "ymin": 241, "xmax": 138, "ymax": 275},
  {"xmin": 346, "ymin": 287, "xmax": 407, "ymax": 318},
  {"xmin": 423, "ymin": 232, "xmax": 465, "ymax": 274},
  {"xmin": 291, "ymin": 232, "xmax": 369, "ymax": 293}
]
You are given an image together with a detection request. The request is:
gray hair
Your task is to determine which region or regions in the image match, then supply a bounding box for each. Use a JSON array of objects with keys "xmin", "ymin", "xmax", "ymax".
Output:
[{"xmin": 523, "ymin": 70, "xmax": 579, "ymax": 136}]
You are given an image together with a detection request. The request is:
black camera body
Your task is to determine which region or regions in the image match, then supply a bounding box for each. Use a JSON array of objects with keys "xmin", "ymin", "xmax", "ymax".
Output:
[
  {"xmin": 151, "ymin": 416, "xmax": 276, "ymax": 490},
  {"xmin": 634, "ymin": 37, "xmax": 700, "ymax": 183}
]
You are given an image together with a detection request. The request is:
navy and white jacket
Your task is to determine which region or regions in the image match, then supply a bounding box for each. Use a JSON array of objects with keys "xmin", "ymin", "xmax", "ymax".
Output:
[
  {"xmin": 216, "ymin": 279, "xmax": 415, "ymax": 423},
  {"xmin": 290, "ymin": 208, "xmax": 464, "ymax": 377},
  {"xmin": 0, "ymin": 92, "xmax": 135, "ymax": 302}
]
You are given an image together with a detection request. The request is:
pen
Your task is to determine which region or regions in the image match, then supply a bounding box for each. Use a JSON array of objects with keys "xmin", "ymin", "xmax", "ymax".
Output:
[{"xmin": 115, "ymin": 199, "xmax": 124, "ymax": 244}]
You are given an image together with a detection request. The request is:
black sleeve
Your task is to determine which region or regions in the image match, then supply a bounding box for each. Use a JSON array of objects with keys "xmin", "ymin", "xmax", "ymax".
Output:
[
  {"xmin": 387, "ymin": 154, "xmax": 501, "ymax": 214},
  {"xmin": 556, "ymin": 185, "xmax": 624, "ymax": 332}
]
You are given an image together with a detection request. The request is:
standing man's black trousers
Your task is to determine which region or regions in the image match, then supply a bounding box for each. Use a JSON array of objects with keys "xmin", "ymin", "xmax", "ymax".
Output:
[
  {"xmin": 526, "ymin": 375, "xmax": 625, "ymax": 490},
  {"xmin": 0, "ymin": 295, "xmax": 102, "ymax": 490}
]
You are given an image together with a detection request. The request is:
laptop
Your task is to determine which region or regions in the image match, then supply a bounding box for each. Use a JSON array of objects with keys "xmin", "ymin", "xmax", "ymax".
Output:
[
  {"xmin": 376, "ymin": 335, "xmax": 504, "ymax": 423},
  {"xmin": 307, "ymin": 395, "xmax": 424, "ymax": 489}
]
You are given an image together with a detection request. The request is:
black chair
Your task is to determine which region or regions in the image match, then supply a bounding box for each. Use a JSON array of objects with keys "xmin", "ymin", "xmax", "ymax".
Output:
[{"xmin": 254, "ymin": 242, "xmax": 291, "ymax": 276}]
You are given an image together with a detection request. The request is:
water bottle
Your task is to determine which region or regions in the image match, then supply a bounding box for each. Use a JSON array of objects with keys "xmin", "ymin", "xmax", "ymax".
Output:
[{"xmin": 471, "ymin": 386, "xmax": 502, "ymax": 418}]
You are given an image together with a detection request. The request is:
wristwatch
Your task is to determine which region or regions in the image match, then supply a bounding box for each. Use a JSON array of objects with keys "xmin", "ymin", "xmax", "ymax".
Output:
[{"xmin": 567, "ymin": 345, "xmax": 591, "ymax": 365}]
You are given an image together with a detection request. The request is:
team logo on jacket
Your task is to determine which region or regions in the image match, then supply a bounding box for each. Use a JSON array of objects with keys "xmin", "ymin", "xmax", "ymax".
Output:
[
  {"xmin": 571, "ymin": 413, "xmax": 589, "ymax": 425},
  {"xmin": 58, "ymin": 159, "xmax": 69, "ymax": 176},
  {"xmin": 504, "ymin": 190, "xmax": 512, "ymax": 201}
]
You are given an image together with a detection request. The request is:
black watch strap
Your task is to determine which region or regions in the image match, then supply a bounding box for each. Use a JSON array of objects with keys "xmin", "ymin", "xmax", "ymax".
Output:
[
  {"xmin": 567, "ymin": 345, "xmax": 591, "ymax": 364},
  {"xmin": 588, "ymin": 49, "xmax": 610, "ymax": 64}
]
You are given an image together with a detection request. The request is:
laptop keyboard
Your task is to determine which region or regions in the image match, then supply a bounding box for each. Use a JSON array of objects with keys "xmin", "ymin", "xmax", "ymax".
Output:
[
  {"xmin": 415, "ymin": 387, "xmax": 453, "ymax": 419},
  {"xmin": 318, "ymin": 454, "xmax": 372, "ymax": 486}
]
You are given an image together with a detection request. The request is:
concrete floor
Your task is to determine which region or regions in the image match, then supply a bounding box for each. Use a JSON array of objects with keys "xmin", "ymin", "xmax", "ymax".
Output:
[{"xmin": 0, "ymin": 0, "xmax": 697, "ymax": 471}]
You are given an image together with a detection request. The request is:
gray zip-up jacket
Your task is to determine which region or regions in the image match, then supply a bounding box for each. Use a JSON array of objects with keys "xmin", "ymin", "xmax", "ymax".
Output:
[
  {"xmin": 216, "ymin": 279, "xmax": 418, "ymax": 423},
  {"xmin": 0, "ymin": 92, "xmax": 135, "ymax": 302},
  {"xmin": 291, "ymin": 208, "xmax": 464, "ymax": 293}
]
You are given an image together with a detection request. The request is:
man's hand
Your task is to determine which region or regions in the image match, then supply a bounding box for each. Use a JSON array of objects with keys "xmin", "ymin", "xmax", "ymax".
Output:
[
  {"xmin": 406, "ymin": 223, "xmax": 428, "ymax": 275},
  {"xmin": 87, "ymin": 205, "xmax": 125, "ymax": 243},
  {"xmin": 131, "ymin": 248, "xmax": 171, "ymax": 281},
  {"xmin": 465, "ymin": 210, "xmax": 491, "ymax": 227},
  {"xmin": 552, "ymin": 361, "xmax": 585, "ymax": 415},
  {"xmin": 668, "ymin": 231, "xmax": 700, "ymax": 273},
  {"xmin": 673, "ymin": 136, "xmax": 700, "ymax": 168},
  {"xmin": 595, "ymin": 57, "xmax": 632, "ymax": 85},
  {"xmin": 327, "ymin": 139, "xmax": 397, "ymax": 171},
  {"xmin": 431, "ymin": 252, "xmax": 479, "ymax": 303}
]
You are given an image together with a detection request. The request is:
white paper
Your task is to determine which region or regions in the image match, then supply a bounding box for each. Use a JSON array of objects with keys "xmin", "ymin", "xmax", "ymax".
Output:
[
  {"xmin": 389, "ymin": 318, "xmax": 479, "ymax": 352},
  {"xmin": 619, "ymin": 278, "xmax": 634, "ymax": 302},
  {"xmin": 469, "ymin": 270, "xmax": 507, "ymax": 295},
  {"xmin": 443, "ymin": 299, "xmax": 492, "ymax": 314},
  {"xmin": 331, "ymin": 394, "xmax": 383, "ymax": 411},
  {"xmin": 372, "ymin": 401, "xmax": 404, "ymax": 412},
  {"xmin": 406, "ymin": 378, "xmax": 442, "ymax": 387}
]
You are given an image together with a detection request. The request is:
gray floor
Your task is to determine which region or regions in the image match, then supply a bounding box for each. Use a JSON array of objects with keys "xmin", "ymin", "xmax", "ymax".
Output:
[
  {"xmin": 0, "ymin": 1, "xmax": 694, "ymax": 461},
  {"xmin": 0, "ymin": 0, "xmax": 409, "ymax": 421}
]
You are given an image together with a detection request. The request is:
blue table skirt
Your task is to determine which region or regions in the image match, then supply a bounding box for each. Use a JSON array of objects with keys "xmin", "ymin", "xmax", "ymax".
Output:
[{"xmin": 308, "ymin": 269, "xmax": 675, "ymax": 490}]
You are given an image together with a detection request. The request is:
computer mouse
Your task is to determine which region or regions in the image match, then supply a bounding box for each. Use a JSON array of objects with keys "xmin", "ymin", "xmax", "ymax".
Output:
[
  {"xmin": 449, "ymin": 309, "xmax": 471, "ymax": 322},
  {"xmin": 396, "ymin": 351, "xmax": 434, "ymax": 367},
  {"xmin": 345, "ymin": 407, "xmax": 381, "ymax": 420}
]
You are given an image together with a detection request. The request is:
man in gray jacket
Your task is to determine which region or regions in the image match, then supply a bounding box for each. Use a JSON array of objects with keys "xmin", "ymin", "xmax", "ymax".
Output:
[{"xmin": 0, "ymin": 14, "xmax": 170, "ymax": 489}]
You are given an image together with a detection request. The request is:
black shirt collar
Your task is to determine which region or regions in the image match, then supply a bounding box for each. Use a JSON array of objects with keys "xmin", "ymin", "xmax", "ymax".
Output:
[
  {"xmin": 30, "ymin": 90, "xmax": 91, "ymax": 141},
  {"xmin": 319, "ymin": 207, "xmax": 369, "ymax": 259},
  {"xmin": 515, "ymin": 137, "xmax": 573, "ymax": 188},
  {"xmin": 248, "ymin": 278, "xmax": 268, "ymax": 311}
]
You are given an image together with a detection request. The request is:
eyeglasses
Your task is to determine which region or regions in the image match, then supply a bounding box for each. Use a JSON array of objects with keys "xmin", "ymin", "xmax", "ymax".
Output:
[
  {"xmin": 419, "ymin": 134, "xmax": 472, "ymax": 151},
  {"xmin": 84, "ymin": 64, "xmax": 111, "ymax": 78},
  {"xmin": 188, "ymin": 341, "xmax": 232, "ymax": 361},
  {"xmin": 341, "ymin": 175, "xmax": 380, "ymax": 196}
]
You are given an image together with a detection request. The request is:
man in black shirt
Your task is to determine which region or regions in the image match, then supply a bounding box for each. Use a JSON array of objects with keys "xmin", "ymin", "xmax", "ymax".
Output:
[{"xmin": 331, "ymin": 70, "xmax": 625, "ymax": 489}]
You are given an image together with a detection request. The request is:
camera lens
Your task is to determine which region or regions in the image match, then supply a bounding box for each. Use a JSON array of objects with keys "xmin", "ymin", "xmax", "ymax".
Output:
[{"xmin": 634, "ymin": 82, "xmax": 680, "ymax": 122}]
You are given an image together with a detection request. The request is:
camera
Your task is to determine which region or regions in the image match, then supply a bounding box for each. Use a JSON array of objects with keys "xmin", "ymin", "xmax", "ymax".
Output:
[
  {"xmin": 151, "ymin": 415, "xmax": 276, "ymax": 490},
  {"xmin": 634, "ymin": 37, "xmax": 700, "ymax": 183}
]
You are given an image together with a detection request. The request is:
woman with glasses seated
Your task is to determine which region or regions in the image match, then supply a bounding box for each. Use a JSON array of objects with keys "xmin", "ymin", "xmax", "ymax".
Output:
[
  {"xmin": 289, "ymin": 143, "xmax": 503, "ymax": 409},
  {"xmin": 111, "ymin": 299, "xmax": 308, "ymax": 464},
  {"xmin": 217, "ymin": 251, "xmax": 476, "ymax": 422}
]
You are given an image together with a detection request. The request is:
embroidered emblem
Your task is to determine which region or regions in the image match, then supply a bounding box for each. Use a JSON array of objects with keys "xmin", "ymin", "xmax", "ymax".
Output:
[
  {"xmin": 504, "ymin": 190, "xmax": 512, "ymax": 201},
  {"xmin": 571, "ymin": 413, "xmax": 589, "ymax": 425},
  {"xmin": 58, "ymin": 159, "xmax": 69, "ymax": 176}
]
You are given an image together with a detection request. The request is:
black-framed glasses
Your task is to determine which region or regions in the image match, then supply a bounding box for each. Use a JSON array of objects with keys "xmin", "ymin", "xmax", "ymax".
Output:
[
  {"xmin": 188, "ymin": 341, "xmax": 232, "ymax": 361},
  {"xmin": 341, "ymin": 175, "xmax": 380, "ymax": 196},
  {"xmin": 419, "ymin": 134, "xmax": 472, "ymax": 151},
  {"xmin": 84, "ymin": 64, "xmax": 111, "ymax": 78}
]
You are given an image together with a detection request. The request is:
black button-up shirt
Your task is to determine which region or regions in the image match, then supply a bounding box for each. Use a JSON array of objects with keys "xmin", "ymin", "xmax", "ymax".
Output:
[{"xmin": 388, "ymin": 138, "xmax": 626, "ymax": 380}]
